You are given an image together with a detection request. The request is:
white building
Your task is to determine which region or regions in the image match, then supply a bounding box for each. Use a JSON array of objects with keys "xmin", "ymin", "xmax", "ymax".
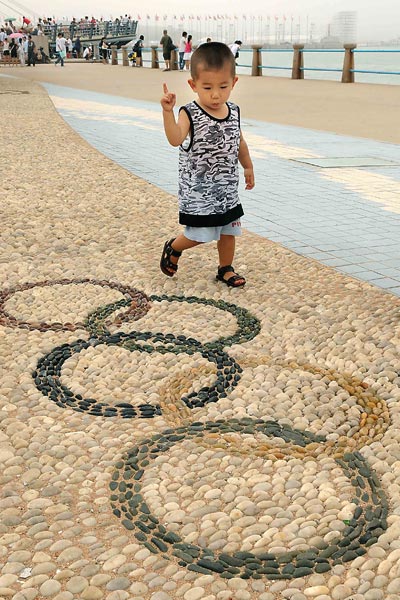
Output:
[{"xmin": 331, "ymin": 11, "xmax": 357, "ymax": 44}]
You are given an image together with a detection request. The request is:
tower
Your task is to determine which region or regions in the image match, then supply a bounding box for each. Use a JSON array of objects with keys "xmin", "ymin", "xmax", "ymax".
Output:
[{"xmin": 331, "ymin": 11, "xmax": 357, "ymax": 43}]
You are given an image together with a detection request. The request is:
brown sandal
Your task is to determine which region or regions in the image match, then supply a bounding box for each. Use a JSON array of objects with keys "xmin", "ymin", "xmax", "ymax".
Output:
[
  {"xmin": 160, "ymin": 239, "xmax": 182, "ymax": 277},
  {"xmin": 216, "ymin": 265, "xmax": 246, "ymax": 288}
]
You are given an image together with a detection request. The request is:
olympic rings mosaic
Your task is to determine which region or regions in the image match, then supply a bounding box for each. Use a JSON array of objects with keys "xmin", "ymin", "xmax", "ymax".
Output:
[{"xmin": 0, "ymin": 279, "xmax": 391, "ymax": 580}]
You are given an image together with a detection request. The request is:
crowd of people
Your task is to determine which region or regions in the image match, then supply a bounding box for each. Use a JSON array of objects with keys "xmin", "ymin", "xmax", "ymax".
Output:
[
  {"xmin": 0, "ymin": 16, "xmax": 242, "ymax": 69},
  {"xmin": 0, "ymin": 14, "xmax": 138, "ymax": 63},
  {"xmin": 160, "ymin": 30, "xmax": 240, "ymax": 72},
  {"xmin": 0, "ymin": 15, "xmax": 136, "ymax": 37},
  {"xmin": 0, "ymin": 29, "xmax": 50, "ymax": 65}
]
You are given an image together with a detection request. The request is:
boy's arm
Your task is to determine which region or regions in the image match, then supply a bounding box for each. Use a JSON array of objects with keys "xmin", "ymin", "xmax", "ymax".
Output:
[
  {"xmin": 238, "ymin": 131, "xmax": 255, "ymax": 190},
  {"xmin": 161, "ymin": 83, "xmax": 190, "ymax": 147}
]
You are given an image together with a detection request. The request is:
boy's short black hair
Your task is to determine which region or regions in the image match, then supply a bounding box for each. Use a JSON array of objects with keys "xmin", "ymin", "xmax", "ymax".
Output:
[{"xmin": 191, "ymin": 41, "xmax": 236, "ymax": 79}]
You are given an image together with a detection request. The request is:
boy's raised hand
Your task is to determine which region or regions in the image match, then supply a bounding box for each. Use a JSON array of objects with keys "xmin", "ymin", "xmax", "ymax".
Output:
[{"xmin": 161, "ymin": 83, "xmax": 176, "ymax": 111}]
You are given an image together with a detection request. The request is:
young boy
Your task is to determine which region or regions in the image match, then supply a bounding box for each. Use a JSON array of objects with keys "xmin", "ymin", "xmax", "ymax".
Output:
[{"xmin": 160, "ymin": 41, "xmax": 255, "ymax": 287}]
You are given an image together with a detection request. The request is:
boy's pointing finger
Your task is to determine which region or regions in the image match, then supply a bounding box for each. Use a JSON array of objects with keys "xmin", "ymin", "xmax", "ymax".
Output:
[{"xmin": 163, "ymin": 83, "xmax": 169, "ymax": 94}]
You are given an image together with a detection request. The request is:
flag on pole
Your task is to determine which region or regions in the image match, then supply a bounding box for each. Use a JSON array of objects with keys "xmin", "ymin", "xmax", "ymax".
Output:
[{"xmin": 137, "ymin": 14, "xmax": 141, "ymax": 20}]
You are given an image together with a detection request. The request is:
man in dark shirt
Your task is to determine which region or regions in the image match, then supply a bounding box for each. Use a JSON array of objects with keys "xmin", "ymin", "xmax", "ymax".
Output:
[
  {"xmin": 160, "ymin": 29, "xmax": 174, "ymax": 71},
  {"xmin": 74, "ymin": 36, "xmax": 81, "ymax": 58},
  {"xmin": 27, "ymin": 35, "xmax": 36, "ymax": 66}
]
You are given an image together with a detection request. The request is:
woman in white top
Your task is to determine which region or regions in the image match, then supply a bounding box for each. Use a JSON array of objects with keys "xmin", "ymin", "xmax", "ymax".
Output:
[{"xmin": 17, "ymin": 39, "xmax": 25, "ymax": 65}]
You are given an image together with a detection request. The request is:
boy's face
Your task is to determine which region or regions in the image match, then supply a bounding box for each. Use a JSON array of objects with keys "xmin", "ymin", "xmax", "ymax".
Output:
[{"xmin": 188, "ymin": 64, "xmax": 238, "ymax": 115}]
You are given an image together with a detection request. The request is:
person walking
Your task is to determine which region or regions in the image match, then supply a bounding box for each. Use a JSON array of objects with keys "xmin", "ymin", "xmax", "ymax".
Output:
[
  {"xmin": 9, "ymin": 38, "xmax": 18, "ymax": 58},
  {"xmin": 66, "ymin": 36, "xmax": 73, "ymax": 58},
  {"xmin": 229, "ymin": 40, "xmax": 242, "ymax": 63},
  {"xmin": 2, "ymin": 38, "xmax": 9, "ymax": 58},
  {"xmin": 73, "ymin": 36, "xmax": 81, "ymax": 58},
  {"xmin": 27, "ymin": 35, "xmax": 36, "ymax": 66},
  {"xmin": 0, "ymin": 28, "xmax": 6, "ymax": 58},
  {"xmin": 54, "ymin": 32, "xmax": 67, "ymax": 66},
  {"xmin": 23, "ymin": 35, "xmax": 28, "ymax": 60},
  {"xmin": 159, "ymin": 42, "xmax": 255, "ymax": 287},
  {"xmin": 99, "ymin": 37, "xmax": 109, "ymax": 63},
  {"xmin": 133, "ymin": 34, "xmax": 144, "ymax": 67},
  {"xmin": 160, "ymin": 29, "xmax": 174, "ymax": 71},
  {"xmin": 183, "ymin": 34, "xmax": 192, "ymax": 71},
  {"xmin": 178, "ymin": 31, "xmax": 187, "ymax": 70},
  {"xmin": 17, "ymin": 38, "xmax": 25, "ymax": 65}
]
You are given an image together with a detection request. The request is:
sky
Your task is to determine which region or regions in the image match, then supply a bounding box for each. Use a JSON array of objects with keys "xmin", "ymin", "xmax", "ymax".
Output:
[{"xmin": 4, "ymin": 0, "xmax": 400, "ymax": 41}]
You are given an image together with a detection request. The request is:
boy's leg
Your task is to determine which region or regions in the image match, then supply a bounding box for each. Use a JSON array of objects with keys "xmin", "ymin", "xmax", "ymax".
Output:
[
  {"xmin": 162, "ymin": 234, "xmax": 201, "ymax": 275},
  {"xmin": 217, "ymin": 235, "xmax": 245, "ymax": 285},
  {"xmin": 171, "ymin": 234, "xmax": 201, "ymax": 253}
]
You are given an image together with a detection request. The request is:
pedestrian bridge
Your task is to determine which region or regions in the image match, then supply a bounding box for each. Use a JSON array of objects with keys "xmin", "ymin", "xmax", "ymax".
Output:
[{"xmin": 44, "ymin": 20, "xmax": 138, "ymax": 46}]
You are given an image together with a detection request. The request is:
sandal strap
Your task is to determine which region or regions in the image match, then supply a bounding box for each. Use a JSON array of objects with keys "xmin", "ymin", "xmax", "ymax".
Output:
[
  {"xmin": 167, "ymin": 239, "xmax": 182, "ymax": 258},
  {"xmin": 218, "ymin": 265, "xmax": 234, "ymax": 277},
  {"xmin": 226, "ymin": 274, "xmax": 244, "ymax": 285}
]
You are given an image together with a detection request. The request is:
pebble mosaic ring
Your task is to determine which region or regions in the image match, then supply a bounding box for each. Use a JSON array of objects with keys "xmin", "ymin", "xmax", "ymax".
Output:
[{"xmin": 2, "ymin": 279, "xmax": 390, "ymax": 582}]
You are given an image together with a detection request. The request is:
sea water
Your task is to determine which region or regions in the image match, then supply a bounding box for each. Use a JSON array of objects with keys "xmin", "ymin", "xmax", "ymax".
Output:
[{"xmin": 123, "ymin": 46, "xmax": 400, "ymax": 85}]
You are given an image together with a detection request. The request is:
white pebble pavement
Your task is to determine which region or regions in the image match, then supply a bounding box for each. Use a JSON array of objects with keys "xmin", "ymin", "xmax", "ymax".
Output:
[{"xmin": 0, "ymin": 77, "xmax": 400, "ymax": 600}]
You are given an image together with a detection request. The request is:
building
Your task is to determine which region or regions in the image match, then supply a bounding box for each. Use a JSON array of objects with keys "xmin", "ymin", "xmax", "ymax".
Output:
[{"xmin": 331, "ymin": 11, "xmax": 357, "ymax": 44}]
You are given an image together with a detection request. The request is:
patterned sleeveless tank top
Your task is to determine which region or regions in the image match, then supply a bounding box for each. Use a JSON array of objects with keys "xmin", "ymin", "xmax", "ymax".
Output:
[{"xmin": 178, "ymin": 101, "xmax": 244, "ymax": 227}]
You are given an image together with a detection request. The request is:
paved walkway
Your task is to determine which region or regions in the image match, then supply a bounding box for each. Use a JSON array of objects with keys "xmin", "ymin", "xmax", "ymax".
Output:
[
  {"xmin": 45, "ymin": 83, "xmax": 400, "ymax": 296},
  {"xmin": 2, "ymin": 74, "xmax": 400, "ymax": 600}
]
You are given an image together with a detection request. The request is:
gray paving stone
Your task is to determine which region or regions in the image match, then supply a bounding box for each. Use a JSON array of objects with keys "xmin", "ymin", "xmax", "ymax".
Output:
[{"xmin": 43, "ymin": 82, "xmax": 400, "ymax": 296}]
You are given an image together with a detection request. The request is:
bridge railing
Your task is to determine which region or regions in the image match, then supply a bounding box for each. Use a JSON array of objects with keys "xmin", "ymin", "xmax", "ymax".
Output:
[
  {"xmin": 251, "ymin": 45, "xmax": 400, "ymax": 83},
  {"xmin": 120, "ymin": 44, "xmax": 400, "ymax": 84},
  {"xmin": 43, "ymin": 21, "xmax": 138, "ymax": 42}
]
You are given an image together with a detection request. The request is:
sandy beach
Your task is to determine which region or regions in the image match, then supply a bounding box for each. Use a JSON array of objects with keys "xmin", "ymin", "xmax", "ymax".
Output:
[
  {"xmin": 0, "ymin": 69, "xmax": 400, "ymax": 600},
  {"xmin": 7, "ymin": 62, "xmax": 400, "ymax": 143}
]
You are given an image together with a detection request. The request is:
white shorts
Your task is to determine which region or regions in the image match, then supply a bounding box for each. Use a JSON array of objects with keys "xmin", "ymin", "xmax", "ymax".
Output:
[{"xmin": 184, "ymin": 220, "xmax": 242, "ymax": 243}]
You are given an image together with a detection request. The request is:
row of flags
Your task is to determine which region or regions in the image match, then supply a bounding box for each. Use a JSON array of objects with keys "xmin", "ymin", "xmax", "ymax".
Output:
[{"xmin": 136, "ymin": 15, "xmax": 296, "ymax": 22}]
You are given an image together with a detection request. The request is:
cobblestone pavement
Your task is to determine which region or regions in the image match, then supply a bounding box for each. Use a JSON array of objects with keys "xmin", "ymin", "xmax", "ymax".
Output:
[
  {"xmin": 44, "ymin": 82, "xmax": 400, "ymax": 298},
  {"xmin": 1, "ymin": 77, "xmax": 400, "ymax": 600}
]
